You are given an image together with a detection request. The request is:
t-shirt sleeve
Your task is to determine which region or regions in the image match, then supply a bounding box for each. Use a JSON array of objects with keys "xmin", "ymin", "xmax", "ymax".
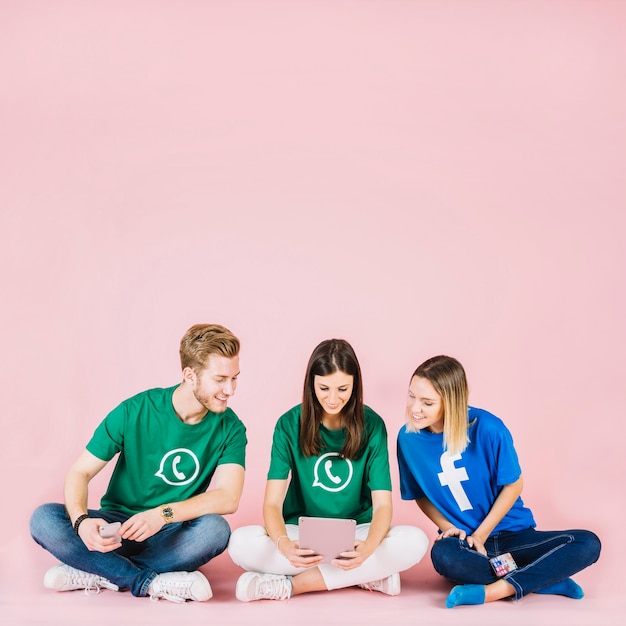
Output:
[
  {"xmin": 397, "ymin": 429, "xmax": 425, "ymax": 500},
  {"xmin": 364, "ymin": 411, "xmax": 392, "ymax": 492},
  {"xmin": 491, "ymin": 418, "xmax": 522, "ymax": 487},
  {"xmin": 85, "ymin": 403, "xmax": 126, "ymax": 462},
  {"xmin": 267, "ymin": 412, "xmax": 294, "ymax": 480},
  {"xmin": 216, "ymin": 416, "xmax": 247, "ymax": 468}
]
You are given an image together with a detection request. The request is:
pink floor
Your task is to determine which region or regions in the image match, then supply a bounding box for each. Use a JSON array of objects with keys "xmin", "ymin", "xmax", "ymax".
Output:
[
  {"xmin": 2, "ymin": 3, "xmax": 623, "ymax": 623},
  {"xmin": 5, "ymin": 529, "xmax": 618, "ymax": 626}
]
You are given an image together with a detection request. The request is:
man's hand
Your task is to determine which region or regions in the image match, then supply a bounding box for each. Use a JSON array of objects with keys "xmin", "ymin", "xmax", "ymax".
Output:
[
  {"xmin": 120, "ymin": 508, "xmax": 164, "ymax": 542},
  {"xmin": 77, "ymin": 517, "xmax": 122, "ymax": 552}
]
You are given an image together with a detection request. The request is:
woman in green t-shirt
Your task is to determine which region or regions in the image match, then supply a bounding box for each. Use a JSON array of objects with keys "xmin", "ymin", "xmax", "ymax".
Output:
[{"xmin": 228, "ymin": 339, "xmax": 428, "ymax": 601}]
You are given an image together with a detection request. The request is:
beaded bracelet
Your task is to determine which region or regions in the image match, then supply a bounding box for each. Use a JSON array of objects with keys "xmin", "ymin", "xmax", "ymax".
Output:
[{"xmin": 73, "ymin": 514, "xmax": 90, "ymax": 535}]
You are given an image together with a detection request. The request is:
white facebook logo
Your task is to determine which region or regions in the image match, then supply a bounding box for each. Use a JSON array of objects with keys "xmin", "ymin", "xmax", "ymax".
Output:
[{"xmin": 438, "ymin": 452, "xmax": 472, "ymax": 511}]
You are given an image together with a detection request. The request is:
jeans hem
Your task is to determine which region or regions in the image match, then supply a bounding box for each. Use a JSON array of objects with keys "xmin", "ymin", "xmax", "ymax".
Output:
[{"xmin": 139, "ymin": 571, "xmax": 158, "ymax": 597}]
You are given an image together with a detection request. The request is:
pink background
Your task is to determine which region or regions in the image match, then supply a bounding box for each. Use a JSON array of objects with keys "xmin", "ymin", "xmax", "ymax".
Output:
[{"xmin": 1, "ymin": 1, "xmax": 624, "ymax": 624}]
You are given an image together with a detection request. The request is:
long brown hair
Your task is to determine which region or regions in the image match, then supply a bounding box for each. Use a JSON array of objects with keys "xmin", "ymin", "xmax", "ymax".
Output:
[{"xmin": 299, "ymin": 339, "xmax": 365, "ymax": 459}]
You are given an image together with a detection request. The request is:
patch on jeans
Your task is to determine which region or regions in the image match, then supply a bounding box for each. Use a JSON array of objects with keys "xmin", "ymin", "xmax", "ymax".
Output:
[{"xmin": 489, "ymin": 553, "xmax": 518, "ymax": 577}]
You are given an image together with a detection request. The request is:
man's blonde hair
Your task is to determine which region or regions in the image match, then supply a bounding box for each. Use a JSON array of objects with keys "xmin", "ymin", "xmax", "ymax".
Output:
[{"xmin": 179, "ymin": 324, "xmax": 240, "ymax": 372}]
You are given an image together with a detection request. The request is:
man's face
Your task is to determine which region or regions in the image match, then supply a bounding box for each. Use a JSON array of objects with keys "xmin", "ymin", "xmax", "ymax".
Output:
[{"xmin": 191, "ymin": 354, "xmax": 240, "ymax": 413}]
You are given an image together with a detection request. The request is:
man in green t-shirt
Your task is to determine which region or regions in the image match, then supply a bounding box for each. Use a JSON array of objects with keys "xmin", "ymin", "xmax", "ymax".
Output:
[{"xmin": 30, "ymin": 324, "xmax": 247, "ymax": 603}]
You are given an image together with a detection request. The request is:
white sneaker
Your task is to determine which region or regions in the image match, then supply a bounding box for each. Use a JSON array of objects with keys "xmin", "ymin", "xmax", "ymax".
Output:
[
  {"xmin": 148, "ymin": 571, "xmax": 212, "ymax": 603},
  {"xmin": 44, "ymin": 564, "xmax": 119, "ymax": 596},
  {"xmin": 235, "ymin": 572, "xmax": 292, "ymax": 602},
  {"xmin": 358, "ymin": 572, "xmax": 401, "ymax": 596}
]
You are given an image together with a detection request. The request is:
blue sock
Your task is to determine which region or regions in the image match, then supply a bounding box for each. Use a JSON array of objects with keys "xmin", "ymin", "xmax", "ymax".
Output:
[
  {"xmin": 446, "ymin": 584, "xmax": 486, "ymax": 608},
  {"xmin": 535, "ymin": 578, "xmax": 584, "ymax": 599}
]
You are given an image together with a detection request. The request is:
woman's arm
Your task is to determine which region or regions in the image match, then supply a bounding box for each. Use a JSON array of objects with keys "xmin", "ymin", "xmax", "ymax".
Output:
[
  {"xmin": 418, "ymin": 479, "xmax": 524, "ymax": 556},
  {"xmin": 417, "ymin": 495, "xmax": 478, "ymax": 546},
  {"xmin": 416, "ymin": 496, "xmax": 458, "ymax": 534},
  {"xmin": 262, "ymin": 478, "xmax": 291, "ymax": 544},
  {"xmin": 332, "ymin": 489, "xmax": 392, "ymax": 571},
  {"xmin": 263, "ymin": 479, "xmax": 322, "ymax": 569},
  {"xmin": 466, "ymin": 476, "xmax": 523, "ymax": 555}
]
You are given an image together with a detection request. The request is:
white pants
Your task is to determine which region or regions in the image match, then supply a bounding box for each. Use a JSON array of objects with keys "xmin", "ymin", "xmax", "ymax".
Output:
[{"xmin": 228, "ymin": 524, "xmax": 429, "ymax": 590}]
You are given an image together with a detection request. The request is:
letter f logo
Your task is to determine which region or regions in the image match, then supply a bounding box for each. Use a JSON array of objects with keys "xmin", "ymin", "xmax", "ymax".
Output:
[{"xmin": 438, "ymin": 452, "xmax": 472, "ymax": 511}]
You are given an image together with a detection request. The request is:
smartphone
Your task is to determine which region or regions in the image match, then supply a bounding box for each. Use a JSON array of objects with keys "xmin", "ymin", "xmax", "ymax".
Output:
[
  {"xmin": 99, "ymin": 521, "xmax": 122, "ymax": 543},
  {"xmin": 489, "ymin": 552, "xmax": 518, "ymax": 577}
]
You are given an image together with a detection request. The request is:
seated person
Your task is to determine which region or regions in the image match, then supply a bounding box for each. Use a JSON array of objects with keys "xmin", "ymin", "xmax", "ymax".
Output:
[
  {"xmin": 229, "ymin": 338, "xmax": 428, "ymax": 601},
  {"xmin": 30, "ymin": 324, "xmax": 246, "ymax": 603}
]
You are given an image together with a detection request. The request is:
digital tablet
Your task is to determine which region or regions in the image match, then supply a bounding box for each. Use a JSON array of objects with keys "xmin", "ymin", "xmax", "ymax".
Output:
[{"xmin": 298, "ymin": 516, "xmax": 357, "ymax": 563}]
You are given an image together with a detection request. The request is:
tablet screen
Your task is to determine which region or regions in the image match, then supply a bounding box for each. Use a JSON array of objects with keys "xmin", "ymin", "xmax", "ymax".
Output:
[{"xmin": 298, "ymin": 516, "xmax": 357, "ymax": 563}]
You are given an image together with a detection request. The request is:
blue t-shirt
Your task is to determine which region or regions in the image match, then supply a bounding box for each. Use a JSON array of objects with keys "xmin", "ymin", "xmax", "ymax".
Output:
[{"xmin": 397, "ymin": 407, "xmax": 535, "ymax": 535}]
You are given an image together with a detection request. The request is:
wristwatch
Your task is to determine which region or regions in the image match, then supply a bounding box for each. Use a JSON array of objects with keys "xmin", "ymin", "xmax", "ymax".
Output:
[{"xmin": 161, "ymin": 505, "xmax": 174, "ymax": 524}]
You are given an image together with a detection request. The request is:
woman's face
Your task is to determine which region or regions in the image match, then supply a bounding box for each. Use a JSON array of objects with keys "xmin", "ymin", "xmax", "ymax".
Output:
[
  {"xmin": 407, "ymin": 375, "xmax": 444, "ymax": 433},
  {"xmin": 314, "ymin": 370, "xmax": 354, "ymax": 417}
]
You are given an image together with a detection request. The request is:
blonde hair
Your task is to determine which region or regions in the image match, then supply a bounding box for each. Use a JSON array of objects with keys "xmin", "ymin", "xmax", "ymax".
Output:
[
  {"xmin": 410, "ymin": 355, "xmax": 470, "ymax": 456},
  {"xmin": 179, "ymin": 324, "xmax": 240, "ymax": 372}
]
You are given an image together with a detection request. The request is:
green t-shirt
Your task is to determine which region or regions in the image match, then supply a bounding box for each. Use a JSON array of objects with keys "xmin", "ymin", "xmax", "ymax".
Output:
[
  {"xmin": 267, "ymin": 404, "xmax": 392, "ymax": 524},
  {"xmin": 86, "ymin": 385, "xmax": 247, "ymax": 516}
]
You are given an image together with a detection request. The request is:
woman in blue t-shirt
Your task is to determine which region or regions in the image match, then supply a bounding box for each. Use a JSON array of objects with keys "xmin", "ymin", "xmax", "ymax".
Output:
[{"xmin": 397, "ymin": 355, "xmax": 601, "ymax": 608}]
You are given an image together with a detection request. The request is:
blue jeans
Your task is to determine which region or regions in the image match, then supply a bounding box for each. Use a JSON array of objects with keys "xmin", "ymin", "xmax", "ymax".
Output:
[
  {"xmin": 431, "ymin": 527, "xmax": 601, "ymax": 600},
  {"xmin": 30, "ymin": 503, "xmax": 231, "ymax": 597}
]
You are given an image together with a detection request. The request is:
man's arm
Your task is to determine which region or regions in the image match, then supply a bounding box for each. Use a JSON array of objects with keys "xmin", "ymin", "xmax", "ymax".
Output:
[
  {"xmin": 64, "ymin": 449, "xmax": 108, "ymax": 523},
  {"xmin": 173, "ymin": 462, "xmax": 245, "ymax": 519},
  {"xmin": 64, "ymin": 449, "xmax": 121, "ymax": 552},
  {"xmin": 120, "ymin": 463, "xmax": 245, "ymax": 542}
]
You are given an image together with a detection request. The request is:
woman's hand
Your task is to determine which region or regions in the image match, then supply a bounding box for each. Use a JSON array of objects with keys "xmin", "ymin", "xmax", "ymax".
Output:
[
  {"xmin": 331, "ymin": 489, "xmax": 391, "ymax": 571},
  {"xmin": 278, "ymin": 538, "xmax": 324, "ymax": 569},
  {"xmin": 465, "ymin": 534, "xmax": 487, "ymax": 556},
  {"xmin": 437, "ymin": 526, "xmax": 467, "ymax": 541},
  {"xmin": 437, "ymin": 527, "xmax": 487, "ymax": 555},
  {"xmin": 331, "ymin": 539, "xmax": 375, "ymax": 570}
]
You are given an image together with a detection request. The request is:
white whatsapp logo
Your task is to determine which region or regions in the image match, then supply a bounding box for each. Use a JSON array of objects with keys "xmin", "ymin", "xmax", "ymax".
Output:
[
  {"xmin": 312, "ymin": 452, "xmax": 353, "ymax": 492},
  {"xmin": 155, "ymin": 448, "xmax": 200, "ymax": 486}
]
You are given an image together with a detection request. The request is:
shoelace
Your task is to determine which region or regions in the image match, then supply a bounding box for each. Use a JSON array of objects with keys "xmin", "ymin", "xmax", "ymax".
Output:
[
  {"xmin": 150, "ymin": 591, "xmax": 186, "ymax": 604},
  {"xmin": 149, "ymin": 581, "xmax": 194, "ymax": 604},
  {"xmin": 359, "ymin": 579, "xmax": 382, "ymax": 592},
  {"xmin": 64, "ymin": 569, "xmax": 118, "ymax": 597},
  {"xmin": 257, "ymin": 576, "xmax": 292, "ymax": 600},
  {"xmin": 85, "ymin": 583, "xmax": 103, "ymax": 597}
]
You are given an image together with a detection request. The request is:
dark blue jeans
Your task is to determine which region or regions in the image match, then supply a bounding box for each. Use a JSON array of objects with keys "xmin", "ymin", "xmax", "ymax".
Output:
[
  {"xmin": 30, "ymin": 503, "xmax": 231, "ymax": 596},
  {"xmin": 431, "ymin": 527, "xmax": 601, "ymax": 599}
]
